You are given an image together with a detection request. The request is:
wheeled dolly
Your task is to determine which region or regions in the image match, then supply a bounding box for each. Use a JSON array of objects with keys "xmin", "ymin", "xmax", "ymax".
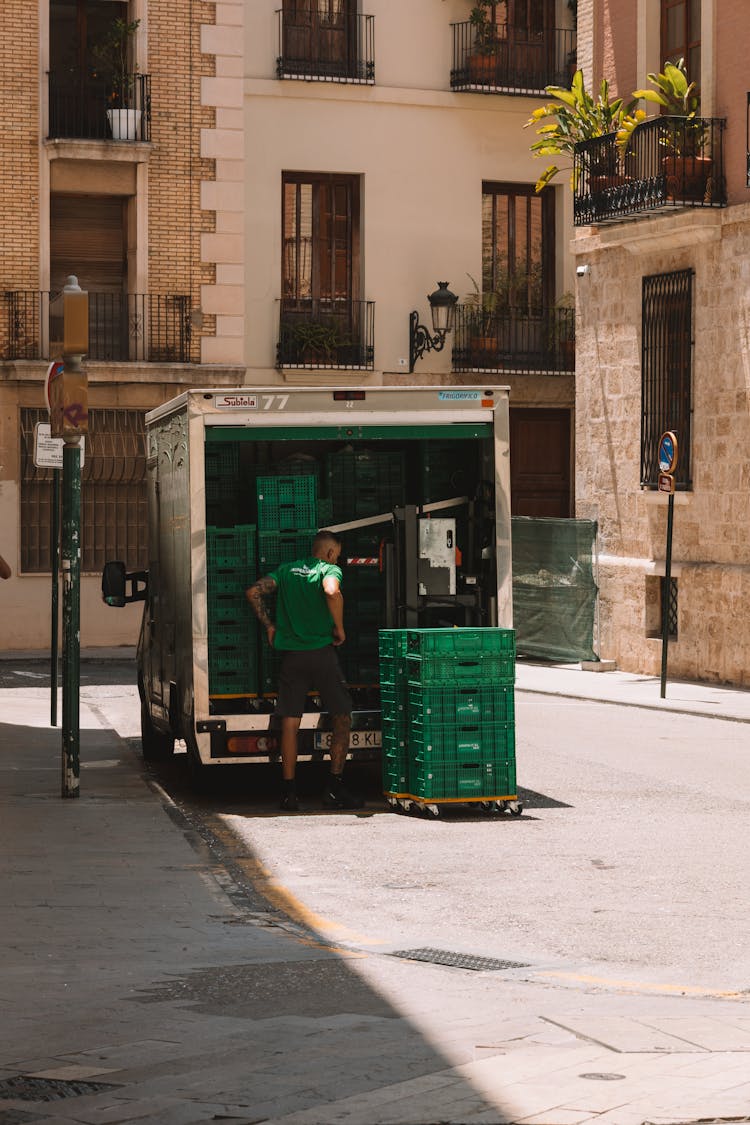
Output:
[{"xmin": 386, "ymin": 794, "xmax": 523, "ymax": 818}]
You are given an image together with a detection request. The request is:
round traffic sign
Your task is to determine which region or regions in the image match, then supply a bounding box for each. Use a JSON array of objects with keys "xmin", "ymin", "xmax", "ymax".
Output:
[
  {"xmin": 44, "ymin": 360, "xmax": 64, "ymax": 414},
  {"xmin": 658, "ymin": 431, "xmax": 678, "ymax": 474}
]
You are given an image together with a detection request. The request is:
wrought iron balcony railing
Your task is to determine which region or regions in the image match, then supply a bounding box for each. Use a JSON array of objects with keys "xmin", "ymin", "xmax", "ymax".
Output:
[
  {"xmin": 450, "ymin": 22, "xmax": 575, "ymax": 94},
  {"xmin": 2, "ymin": 291, "xmax": 193, "ymax": 363},
  {"xmin": 276, "ymin": 9, "xmax": 374, "ymax": 84},
  {"xmin": 452, "ymin": 303, "xmax": 574, "ymax": 374},
  {"xmin": 277, "ymin": 299, "xmax": 375, "ymax": 369},
  {"xmin": 48, "ymin": 70, "xmax": 151, "ymax": 142},
  {"xmin": 573, "ymin": 116, "xmax": 727, "ymax": 226}
]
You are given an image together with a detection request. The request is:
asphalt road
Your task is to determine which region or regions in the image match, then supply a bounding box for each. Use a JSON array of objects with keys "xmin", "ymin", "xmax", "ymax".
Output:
[{"xmin": 27, "ymin": 659, "xmax": 746, "ymax": 1000}]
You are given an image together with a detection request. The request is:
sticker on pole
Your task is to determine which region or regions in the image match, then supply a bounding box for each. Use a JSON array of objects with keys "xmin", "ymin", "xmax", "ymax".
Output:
[
  {"xmin": 657, "ymin": 472, "xmax": 675, "ymax": 495},
  {"xmin": 34, "ymin": 423, "xmax": 85, "ymax": 469},
  {"xmin": 658, "ymin": 431, "xmax": 678, "ymax": 474}
]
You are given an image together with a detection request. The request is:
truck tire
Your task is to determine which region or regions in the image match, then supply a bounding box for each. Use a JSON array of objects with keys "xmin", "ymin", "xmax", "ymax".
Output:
[{"xmin": 140, "ymin": 699, "xmax": 175, "ymax": 760}]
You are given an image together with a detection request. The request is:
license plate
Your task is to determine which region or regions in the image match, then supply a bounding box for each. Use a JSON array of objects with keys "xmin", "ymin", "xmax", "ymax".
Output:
[{"xmin": 314, "ymin": 730, "xmax": 382, "ymax": 750}]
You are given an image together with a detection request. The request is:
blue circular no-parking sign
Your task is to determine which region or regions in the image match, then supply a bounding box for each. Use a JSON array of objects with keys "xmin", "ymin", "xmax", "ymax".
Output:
[{"xmin": 658, "ymin": 431, "xmax": 678, "ymax": 474}]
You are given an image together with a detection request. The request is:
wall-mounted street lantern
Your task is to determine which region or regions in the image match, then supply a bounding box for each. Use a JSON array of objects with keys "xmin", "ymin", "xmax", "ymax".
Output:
[{"xmin": 409, "ymin": 280, "xmax": 458, "ymax": 372}]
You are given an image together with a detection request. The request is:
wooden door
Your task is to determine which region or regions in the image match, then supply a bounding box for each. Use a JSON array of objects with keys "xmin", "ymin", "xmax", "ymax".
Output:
[{"xmin": 510, "ymin": 407, "xmax": 571, "ymax": 517}]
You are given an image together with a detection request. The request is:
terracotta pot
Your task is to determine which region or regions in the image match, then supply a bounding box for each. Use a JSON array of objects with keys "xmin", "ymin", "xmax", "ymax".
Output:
[
  {"xmin": 662, "ymin": 156, "xmax": 712, "ymax": 203},
  {"xmin": 469, "ymin": 336, "xmax": 501, "ymax": 368}
]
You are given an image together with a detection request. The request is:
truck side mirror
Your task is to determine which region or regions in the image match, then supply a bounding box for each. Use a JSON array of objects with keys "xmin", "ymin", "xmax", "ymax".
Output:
[{"xmin": 102, "ymin": 561, "xmax": 148, "ymax": 607}]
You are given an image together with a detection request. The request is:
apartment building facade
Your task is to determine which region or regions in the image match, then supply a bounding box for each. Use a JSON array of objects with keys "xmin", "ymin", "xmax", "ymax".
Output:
[
  {"xmin": 0, "ymin": 0, "xmax": 246, "ymax": 650},
  {"xmin": 1, "ymin": 0, "xmax": 577, "ymax": 653},
  {"xmin": 572, "ymin": 0, "xmax": 750, "ymax": 684}
]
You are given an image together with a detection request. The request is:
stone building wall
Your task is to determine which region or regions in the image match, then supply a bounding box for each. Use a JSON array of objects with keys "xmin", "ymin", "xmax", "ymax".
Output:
[{"xmin": 573, "ymin": 206, "xmax": 750, "ymax": 686}]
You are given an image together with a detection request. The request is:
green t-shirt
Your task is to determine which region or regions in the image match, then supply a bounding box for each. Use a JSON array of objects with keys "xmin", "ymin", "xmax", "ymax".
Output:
[{"xmin": 269, "ymin": 556, "xmax": 343, "ymax": 651}]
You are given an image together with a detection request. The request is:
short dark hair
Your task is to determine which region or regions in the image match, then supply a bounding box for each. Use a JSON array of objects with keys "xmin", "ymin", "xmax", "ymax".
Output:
[{"xmin": 313, "ymin": 530, "xmax": 341, "ymax": 553}]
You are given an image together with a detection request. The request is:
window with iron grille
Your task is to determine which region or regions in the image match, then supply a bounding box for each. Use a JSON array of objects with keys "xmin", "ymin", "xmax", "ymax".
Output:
[
  {"xmin": 661, "ymin": 576, "xmax": 678, "ymax": 639},
  {"xmin": 20, "ymin": 408, "xmax": 147, "ymax": 574},
  {"xmin": 641, "ymin": 269, "xmax": 693, "ymax": 489}
]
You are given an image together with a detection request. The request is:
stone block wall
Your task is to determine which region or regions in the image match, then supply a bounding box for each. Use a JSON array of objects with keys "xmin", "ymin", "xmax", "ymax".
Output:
[{"xmin": 574, "ymin": 206, "xmax": 750, "ymax": 686}]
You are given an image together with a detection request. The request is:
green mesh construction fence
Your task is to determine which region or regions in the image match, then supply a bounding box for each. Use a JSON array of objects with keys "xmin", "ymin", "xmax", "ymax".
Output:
[{"xmin": 511, "ymin": 517, "xmax": 598, "ymax": 663}]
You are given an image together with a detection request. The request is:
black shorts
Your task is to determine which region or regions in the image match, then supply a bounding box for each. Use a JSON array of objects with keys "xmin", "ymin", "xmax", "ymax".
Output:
[{"xmin": 276, "ymin": 645, "xmax": 353, "ymax": 718}]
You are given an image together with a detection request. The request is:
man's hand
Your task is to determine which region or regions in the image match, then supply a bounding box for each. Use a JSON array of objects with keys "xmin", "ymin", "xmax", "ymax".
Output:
[
  {"xmin": 332, "ymin": 624, "xmax": 345, "ymax": 646},
  {"xmin": 267, "ymin": 624, "xmax": 276, "ymax": 648}
]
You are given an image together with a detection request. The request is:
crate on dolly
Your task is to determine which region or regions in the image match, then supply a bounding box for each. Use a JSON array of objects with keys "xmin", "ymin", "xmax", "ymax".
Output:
[
  {"xmin": 384, "ymin": 627, "xmax": 522, "ymax": 818},
  {"xmin": 379, "ymin": 630, "xmax": 410, "ymax": 797}
]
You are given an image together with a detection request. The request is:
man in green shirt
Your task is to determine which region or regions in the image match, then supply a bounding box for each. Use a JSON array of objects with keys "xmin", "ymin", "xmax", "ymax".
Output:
[{"xmin": 246, "ymin": 530, "xmax": 362, "ymax": 812}]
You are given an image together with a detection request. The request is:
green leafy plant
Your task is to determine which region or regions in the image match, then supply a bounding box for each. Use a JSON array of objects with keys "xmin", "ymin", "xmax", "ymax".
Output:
[
  {"xmin": 469, "ymin": 0, "xmax": 500, "ymax": 54},
  {"xmin": 525, "ymin": 70, "xmax": 638, "ymax": 192},
  {"xmin": 285, "ymin": 318, "xmax": 350, "ymax": 363},
  {"xmin": 92, "ymin": 17, "xmax": 140, "ymax": 106},
  {"xmin": 616, "ymin": 58, "xmax": 704, "ymax": 156}
]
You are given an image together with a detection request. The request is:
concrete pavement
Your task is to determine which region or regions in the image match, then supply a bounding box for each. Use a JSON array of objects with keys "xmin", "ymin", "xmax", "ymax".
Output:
[{"xmin": 1, "ymin": 657, "xmax": 749, "ymax": 1123}]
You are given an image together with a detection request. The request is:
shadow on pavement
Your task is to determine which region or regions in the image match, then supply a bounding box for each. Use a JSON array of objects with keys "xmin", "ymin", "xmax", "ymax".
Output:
[{"xmin": 0, "ymin": 709, "xmax": 514, "ymax": 1124}]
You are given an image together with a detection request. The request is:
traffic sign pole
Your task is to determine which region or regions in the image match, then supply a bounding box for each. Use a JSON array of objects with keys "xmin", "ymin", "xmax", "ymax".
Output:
[
  {"xmin": 657, "ymin": 431, "xmax": 679, "ymax": 700},
  {"xmin": 660, "ymin": 489, "xmax": 675, "ymax": 699}
]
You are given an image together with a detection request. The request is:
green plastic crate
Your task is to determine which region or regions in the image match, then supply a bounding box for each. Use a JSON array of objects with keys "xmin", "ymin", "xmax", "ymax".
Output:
[
  {"xmin": 409, "ymin": 720, "xmax": 516, "ymax": 761},
  {"xmin": 207, "ymin": 590, "xmax": 252, "ymax": 625},
  {"xmin": 378, "ymin": 630, "xmax": 409, "ymax": 659},
  {"xmin": 410, "ymin": 758, "xmax": 517, "ymax": 800},
  {"xmin": 256, "ymin": 476, "xmax": 318, "ymax": 532},
  {"xmin": 257, "ymin": 530, "xmax": 319, "ymax": 569},
  {"xmin": 207, "ymin": 525, "xmax": 257, "ymax": 570},
  {"xmin": 380, "ymin": 683, "xmax": 408, "ymax": 722},
  {"xmin": 406, "ymin": 652, "xmax": 515, "ymax": 684},
  {"xmin": 408, "ymin": 683, "xmax": 515, "ymax": 725},
  {"xmin": 208, "ymin": 567, "xmax": 251, "ymax": 594},
  {"xmin": 406, "ymin": 627, "xmax": 515, "ymax": 658},
  {"xmin": 383, "ymin": 751, "xmax": 409, "ymax": 794}
]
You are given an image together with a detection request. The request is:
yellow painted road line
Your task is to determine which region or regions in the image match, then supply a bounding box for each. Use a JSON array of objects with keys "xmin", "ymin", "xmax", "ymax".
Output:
[
  {"xmin": 540, "ymin": 970, "xmax": 743, "ymax": 999},
  {"xmin": 210, "ymin": 816, "xmax": 383, "ymax": 947}
]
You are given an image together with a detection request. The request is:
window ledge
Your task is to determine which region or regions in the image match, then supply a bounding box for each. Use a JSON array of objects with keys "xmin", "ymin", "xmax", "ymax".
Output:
[{"xmin": 45, "ymin": 138, "xmax": 152, "ymax": 164}]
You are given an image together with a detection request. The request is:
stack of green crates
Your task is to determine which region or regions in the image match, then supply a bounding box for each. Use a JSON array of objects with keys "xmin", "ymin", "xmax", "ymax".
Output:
[
  {"xmin": 207, "ymin": 525, "xmax": 257, "ymax": 696},
  {"xmin": 379, "ymin": 627, "xmax": 516, "ymax": 801},
  {"xmin": 340, "ymin": 530, "xmax": 383, "ymax": 686},
  {"xmin": 205, "ymin": 444, "xmax": 240, "ymax": 526},
  {"xmin": 255, "ymin": 475, "xmax": 321, "ymax": 694},
  {"xmin": 326, "ymin": 447, "xmax": 405, "ymax": 521},
  {"xmin": 378, "ymin": 630, "xmax": 410, "ymax": 795}
]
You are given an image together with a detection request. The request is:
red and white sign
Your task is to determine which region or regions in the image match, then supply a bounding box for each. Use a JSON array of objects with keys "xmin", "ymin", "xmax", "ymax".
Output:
[{"xmin": 44, "ymin": 360, "xmax": 64, "ymax": 414}]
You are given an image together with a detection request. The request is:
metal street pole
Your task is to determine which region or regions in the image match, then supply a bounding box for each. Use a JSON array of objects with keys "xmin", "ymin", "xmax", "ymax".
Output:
[
  {"xmin": 660, "ymin": 490, "xmax": 675, "ymax": 700},
  {"xmin": 49, "ymin": 276, "xmax": 88, "ymax": 798},
  {"xmin": 50, "ymin": 467, "xmax": 60, "ymax": 727},
  {"xmin": 61, "ymin": 434, "xmax": 82, "ymax": 795}
]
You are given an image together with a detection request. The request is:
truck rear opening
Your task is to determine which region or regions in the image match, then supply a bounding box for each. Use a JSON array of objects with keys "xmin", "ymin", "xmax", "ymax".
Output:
[{"xmin": 118, "ymin": 387, "xmax": 512, "ymax": 780}]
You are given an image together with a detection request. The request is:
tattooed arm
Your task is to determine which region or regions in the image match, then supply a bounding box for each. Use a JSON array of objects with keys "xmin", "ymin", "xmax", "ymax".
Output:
[{"xmin": 246, "ymin": 575, "xmax": 278, "ymax": 647}]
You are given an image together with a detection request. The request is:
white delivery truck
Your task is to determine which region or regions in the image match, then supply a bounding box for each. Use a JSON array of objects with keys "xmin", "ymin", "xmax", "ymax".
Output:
[{"xmin": 102, "ymin": 386, "xmax": 512, "ymax": 785}]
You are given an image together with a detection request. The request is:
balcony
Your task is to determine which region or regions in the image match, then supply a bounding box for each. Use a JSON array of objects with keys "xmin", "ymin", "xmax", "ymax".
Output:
[
  {"xmin": 2, "ymin": 292, "xmax": 193, "ymax": 363},
  {"xmin": 276, "ymin": 9, "xmax": 374, "ymax": 84},
  {"xmin": 452, "ymin": 303, "xmax": 574, "ymax": 374},
  {"xmin": 277, "ymin": 300, "xmax": 375, "ymax": 369},
  {"xmin": 573, "ymin": 116, "xmax": 726, "ymax": 226},
  {"xmin": 450, "ymin": 22, "xmax": 575, "ymax": 94},
  {"xmin": 48, "ymin": 70, "xmax": 151, "ymax": 142}
]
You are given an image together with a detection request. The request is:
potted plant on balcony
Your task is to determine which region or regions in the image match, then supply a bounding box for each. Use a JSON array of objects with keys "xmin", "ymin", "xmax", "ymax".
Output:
[
  {"xmin": 525, "ymin": 69, "xmax": 637, "ymax": 193},
  {"xmin": 616, "ymin": 58, "xmax": 711, "ymax": 203},
  {"xmin": 284, "ymin": 318, "xmax": 350, "ymax": 366},
  {"xmin": 467, "ymin": 1, "xmax": 502, "ymax": 84},
  {"xmin": 93, "ymin": 16, "xmax": 141, "ymax": 141}
]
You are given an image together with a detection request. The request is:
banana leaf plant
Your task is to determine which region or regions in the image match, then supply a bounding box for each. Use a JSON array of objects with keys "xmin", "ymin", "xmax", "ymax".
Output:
[{"xmin": 525, "ymin": 70, "xmax": 638, "ymax": 192}]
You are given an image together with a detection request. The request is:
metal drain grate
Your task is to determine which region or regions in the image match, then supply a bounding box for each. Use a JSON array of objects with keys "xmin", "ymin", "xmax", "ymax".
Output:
[
  {"xmin": 0, "ymin": 1076, "xmax": 118, "ymax": 1103},
  {"xmin": 390, "ymin": 948, "xmax": 530, "ymax": 972}
]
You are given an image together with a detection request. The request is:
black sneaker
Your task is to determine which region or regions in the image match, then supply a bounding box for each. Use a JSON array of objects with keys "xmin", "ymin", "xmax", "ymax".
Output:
[
  {"xmin": 279, "ymin": 791, "xmax": 300, "ymax": 812},
  {"xmin": 322, "ymin": 779, "xmax": 365, "ymax": 810}
]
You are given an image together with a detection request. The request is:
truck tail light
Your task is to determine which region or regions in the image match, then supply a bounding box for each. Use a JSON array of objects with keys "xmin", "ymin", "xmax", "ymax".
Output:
[{"xmin": 225, "ymin": 734, "xmax": 277, "ymax": 755}]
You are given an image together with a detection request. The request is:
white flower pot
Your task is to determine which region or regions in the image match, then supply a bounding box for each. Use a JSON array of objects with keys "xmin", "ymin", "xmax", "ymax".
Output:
[{"xmin": 107, "ymin": 108, "xmax": 142, "ymax": 141}]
